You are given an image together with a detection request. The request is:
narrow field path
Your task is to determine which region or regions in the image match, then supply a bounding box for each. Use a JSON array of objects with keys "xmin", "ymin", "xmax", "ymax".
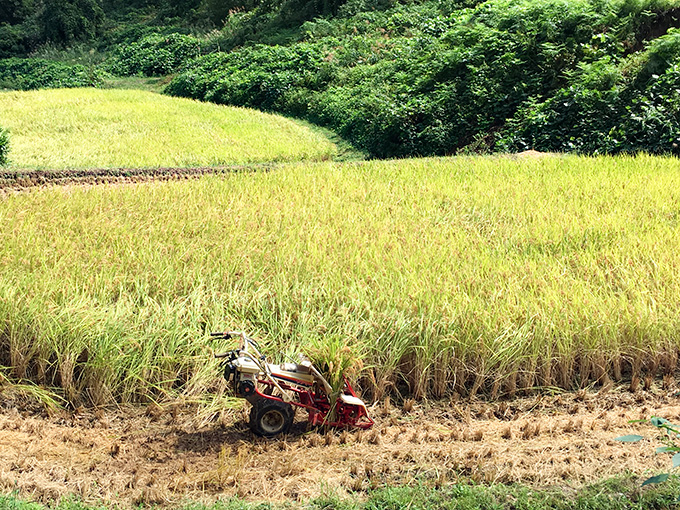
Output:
[
  {"xmin": 0, "ymin": 387, "xmax": 678, "ymax": 506},
  {"xmin": 0, "ymin": 164, "xmax": 274, "ymax": 190}
]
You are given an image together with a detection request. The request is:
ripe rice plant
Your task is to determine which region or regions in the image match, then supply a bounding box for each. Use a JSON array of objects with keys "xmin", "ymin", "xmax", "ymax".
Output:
[
  {"xmin": 0, "ymin": 88, "xmax": 335, "ymax": 170},
  {"xmin": 0, "ymin": 154, "xmax": 679, "ymax": 405},
  {"xmin": 304, "ymin": 336, "xmax": 365, "ymax": 395}
]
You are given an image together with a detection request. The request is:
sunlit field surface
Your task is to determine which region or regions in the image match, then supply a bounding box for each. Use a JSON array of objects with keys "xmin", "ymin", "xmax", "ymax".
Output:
[
  {"xmin": 0, "ymin": 88, "xmax": 335, "ymax": 169},
  {"xmin": 1, "ymin": 155, "xmax": 679, "ymax": 405}
]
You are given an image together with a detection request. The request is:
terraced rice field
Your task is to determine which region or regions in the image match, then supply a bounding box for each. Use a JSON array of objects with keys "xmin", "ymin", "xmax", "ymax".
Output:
[
  {"xmin": 1, "ymin": 154, "xmax": 679, "ymax": 406},
  {"xmin": 0, "ymin": 88, "xmax": 335, "ymax": 169},
  {"xmin": 2, "ymin": 87, "xmax": 680, "ymax": 509}
]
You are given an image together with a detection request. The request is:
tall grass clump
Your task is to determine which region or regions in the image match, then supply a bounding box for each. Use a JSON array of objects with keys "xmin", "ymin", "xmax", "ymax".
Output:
[
  {"xmin": 1, "ymin": 155, "xmax": 679, "ymax": 405},
  {"xmin": 0, "ymin": 88, "xmax": 335, "ymax": 169},
  {"xmin": 0, "ymin": 126, "xmax": 9, "ymax": 165}
]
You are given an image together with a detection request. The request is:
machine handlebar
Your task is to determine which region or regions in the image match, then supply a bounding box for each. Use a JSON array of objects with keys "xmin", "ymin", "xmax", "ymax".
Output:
[
  {"xmin": 210, "ymin": 331, "xmax": 243, "ymax": 338},
  {"xmin": 211, "ymin": 330, "xmax": 262, "ymax": 358}
]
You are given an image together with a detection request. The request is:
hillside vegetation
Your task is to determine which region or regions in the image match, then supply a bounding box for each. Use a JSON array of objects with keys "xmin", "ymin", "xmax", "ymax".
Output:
[
  {"xmin": 166, "ymin": 0, "xmax": 680, "ymax": 157},
  {"xmin": 0, "ymin": 88, "xmax": 335, "ymax": 169},
  {"xmin": 2, "ymin": 0, "xmax": 680, "ymax": 158},
  {"xmin": 1, "ymin": 155, "xmax": 679, "ymax": 405}
]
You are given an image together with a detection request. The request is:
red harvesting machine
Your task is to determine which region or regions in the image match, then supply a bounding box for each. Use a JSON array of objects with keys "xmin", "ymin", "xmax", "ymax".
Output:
[{"xmin": 213, "ymin": 331, "xmax": 373, "ymax": 437}]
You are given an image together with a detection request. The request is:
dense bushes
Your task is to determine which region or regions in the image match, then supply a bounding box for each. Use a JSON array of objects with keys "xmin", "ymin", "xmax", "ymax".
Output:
[
  {"xmin": 202, "ymin": 0, "xmax": 384, "ymax": 45},
  {"xmin": 501, "ymin": 30, "xmax": 680, "ymax": 154},
  {"xmin": 166, "ymin": 43, "xmax": 335, "ymax": 109},
  {"xmin": 0, "ymin": 0, "xmax": 104, "ymax": 55},
  {"xmin": 3, "ymin": 0, "xmax": 680, "ymax": 157},
  {"xmin": 107, "ymin": 33, "xmax": 201, "ymax": 76},
  {"xmin": 0, "ymin": 58, "xmax": 105, "ymax": 90},
  {"xmin": 166, "ymin": 0, "xmax": 680, "ymax": 157},
  {"xmin": 0, "ymin": 127, "xmax": 9, "ymax": 166}
]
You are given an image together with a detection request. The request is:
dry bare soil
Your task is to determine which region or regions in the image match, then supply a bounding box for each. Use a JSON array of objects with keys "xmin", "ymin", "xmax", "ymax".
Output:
[{"xmin": 1, "ymin": 386, "xmax": 679, "ymax": 507}]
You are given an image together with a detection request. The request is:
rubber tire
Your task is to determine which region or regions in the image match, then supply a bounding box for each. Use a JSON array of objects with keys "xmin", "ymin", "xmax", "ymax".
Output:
[{"xmin": 249, "ymin": 398, "xmax": 294, "ymax": 438}]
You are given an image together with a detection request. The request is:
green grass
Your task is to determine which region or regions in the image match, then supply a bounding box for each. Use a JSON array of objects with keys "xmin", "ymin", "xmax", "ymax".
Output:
[
  {"xmin": 0, "ymin": 88, "xmax": 336, "ymax": 169},
  {"xmin": 3, "ymin": 477, "xmax": 680, "ymax": 510},
  {"xmin": 0, "ymin": 154, "xmax": 679, "ymax": 404}
]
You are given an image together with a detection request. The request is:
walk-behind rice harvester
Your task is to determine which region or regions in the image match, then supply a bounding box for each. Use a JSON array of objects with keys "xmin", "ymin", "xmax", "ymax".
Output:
[{"xmin": 213, "ymin": 331, "xmax": 373, "ymax": 437}]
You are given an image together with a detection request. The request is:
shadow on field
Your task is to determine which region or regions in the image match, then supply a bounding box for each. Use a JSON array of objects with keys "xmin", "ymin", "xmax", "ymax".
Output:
[{"xmin": 173, "ymin": 420, "xmax": 310, "ymax": 453}]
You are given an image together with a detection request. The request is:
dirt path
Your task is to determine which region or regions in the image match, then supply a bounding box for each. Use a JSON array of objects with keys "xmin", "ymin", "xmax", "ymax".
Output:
[
  {"xmin": 1, "ymin": 388, "xmax": 678, "ymax": 507},
  {"xmin": 0, "ymin": 164, "xmax": 273, "ymax": 191}
]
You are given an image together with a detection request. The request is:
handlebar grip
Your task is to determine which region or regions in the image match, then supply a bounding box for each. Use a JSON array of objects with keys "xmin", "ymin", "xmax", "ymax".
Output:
[
  {"xmin": 214, "ymin": 352, "xmax": 230, "ymax": 358},
  {"xmin": 211, "ymin": 331, "xmax": 243, "ymax": 338}
]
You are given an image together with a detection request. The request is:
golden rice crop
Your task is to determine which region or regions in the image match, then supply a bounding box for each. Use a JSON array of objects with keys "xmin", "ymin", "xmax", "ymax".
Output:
[
  {"xmin": 0, "ymin": 88, "xmax": 335, "ymax": 169},
  {"xmin": 0, "ymin": 154, "xmax": 679, "ymax": 405}
]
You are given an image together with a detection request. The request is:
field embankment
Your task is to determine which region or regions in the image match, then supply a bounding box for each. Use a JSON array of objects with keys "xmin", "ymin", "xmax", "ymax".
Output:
[
  {"xmin": 0, "ymin": 88, "xmax": 336, "ymax": 169},
  {"xmin": 0, "ymin": 165, "xmax": 270, "ymax": 189},
  {"xmin": 0, "ymin": 154, "xmax": 679, "ymax": 406}
]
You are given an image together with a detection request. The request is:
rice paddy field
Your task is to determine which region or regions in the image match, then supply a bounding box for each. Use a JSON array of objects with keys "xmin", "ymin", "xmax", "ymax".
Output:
[
  {"xmin": 0, "ymin": 88, "xmax": 335, "ymax": 169},
  {"xmin": 2, "ymin": 87, "xmax": 680, "ymax": 508},
  {"xmin": 1, "ymin": 153, "xmax": 679, "ymax": 406}
]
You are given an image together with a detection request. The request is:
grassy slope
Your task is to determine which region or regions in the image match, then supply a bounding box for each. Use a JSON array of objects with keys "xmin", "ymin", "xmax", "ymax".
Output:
[
  {"xmin": 0, "ymin": 88, "xmax": 336, "ymax": 169},
  {"xmin": 1, "ymin": 155, "xmax": 679, "ymax": 405}
]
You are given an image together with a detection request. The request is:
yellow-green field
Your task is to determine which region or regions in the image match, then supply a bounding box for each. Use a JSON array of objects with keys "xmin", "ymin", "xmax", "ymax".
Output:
[
  {"xmin": 0, "ymin": 88, "xmax": 335, "ymax": 169},
  {"xmin": 1, "ymin": 154, "xmax": 679, "ymax": 405}
]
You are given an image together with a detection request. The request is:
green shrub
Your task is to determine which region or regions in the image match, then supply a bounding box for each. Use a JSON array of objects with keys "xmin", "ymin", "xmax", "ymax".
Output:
[
  {"xmin": 108, "ymin": 33, "xmax": 201, "ymax": 76},
  {"xmin": 635, "ymin": 27, "xmax": 680, "ymax": 84},
  {"xmin": 166, "ymin": 43, "xmax": 336, "ymax": 110},
  {"xmin": 616, "ymin": 58, "xmax": 680, "ymax": 154},
  {"xmin": 0, "ymin": 57, "xmax": 105, "ymax": 90},
  {"xmin": 0, "ymin": 127, "xmax": 9, "ymax": 166},
  {"xmin": 501, "ymin": 30, "xmax": 680, "ymax": 155}
]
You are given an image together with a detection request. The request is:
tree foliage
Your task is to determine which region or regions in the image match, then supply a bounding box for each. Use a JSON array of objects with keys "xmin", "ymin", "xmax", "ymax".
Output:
[
  {"xmin": 0, "ymin": 0, "xmax": 36, "ymax": 25},
  {"xmin": 0, "ymin": 0, "xmax": 104, "ymax": 55},
  {"xmin": 40, "ymin": 0, "xmax": 105, "ymax": 44}
]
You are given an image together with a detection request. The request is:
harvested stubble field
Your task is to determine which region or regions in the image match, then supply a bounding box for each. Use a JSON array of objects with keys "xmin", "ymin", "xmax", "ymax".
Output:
[{"xmin": 0, "ymin": 387, "xmax": 679, "ymax": 506}]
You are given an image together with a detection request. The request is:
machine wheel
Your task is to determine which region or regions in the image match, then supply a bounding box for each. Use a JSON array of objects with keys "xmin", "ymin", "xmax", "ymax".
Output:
[{"xmin": 249, "ymin": 398, "xmax": 294, "ymax": 437}]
